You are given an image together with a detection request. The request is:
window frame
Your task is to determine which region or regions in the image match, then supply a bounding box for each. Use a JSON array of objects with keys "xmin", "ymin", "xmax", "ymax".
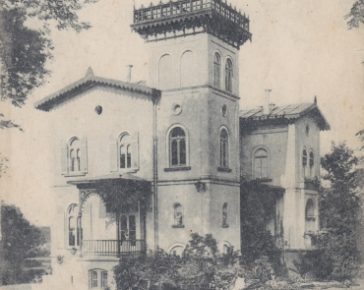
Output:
[
  {"xmin": 252, "ymin": 147, "xmax": 270, "ymax": 180},
  {"xmin": 167, "ymin": 125, "xmax": 189, "ymax": 169},
  {"xmin": 222, "ymin": 202, "xmax": 229, "ymax": 228},
  {"xmin": 69, "ymin": 137, "xmax": 81, "ymax": 173},
  {"xmin": 88, "ymin": 269, "xmax": 108, "ymax": 289},
  {"xmin": 302, "ymin": 149, "xmax": 308, "ymax": 177},
  {"xmin": 219, "ymin": 127, "xmax": 229, "ymax": 169},
  {"xmin": 66, "ymin": 203, "xmax": 80, "ymax": 248},
  {"xmin": 224, "ymin": 58, "xmax": 233, "ymax": 93},
  {"xmin": 172, "ymin": 202, "xmax": 184, "ymax": 228},
  {"xmin": 309, "ymin": 150, "xmax": 314, "ymax": 177},
  {"xmin": 119, "ymin": 133, "xmax": 132, "ymax": 170},
  {"xmin": 213, "ymin": 52, "xmax": 221, "ymax": 88},
  {"xmin": 62, "ymin": 136, "xmax": 87, "ymax": 176}
]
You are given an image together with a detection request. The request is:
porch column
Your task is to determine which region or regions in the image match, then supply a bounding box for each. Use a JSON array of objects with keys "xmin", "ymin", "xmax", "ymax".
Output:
[
  {"xmin": 116, "ymin": 211, "xmax": 121, "ymax": 258},
  {"xmin": 77, "ymin": 211, "xmax": 83, "ymax": 257}
]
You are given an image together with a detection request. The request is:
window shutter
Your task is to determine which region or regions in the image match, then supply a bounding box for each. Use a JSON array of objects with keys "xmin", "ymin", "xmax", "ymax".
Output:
[
  {"xmin": 81, "ymin": 137, "xmax": 88, "ymax": 173},
  {"xmin": 131, "ymin": 132, "xmax": 139, "ymax": 170},
  {"xmin": 61, "ymin": 141, "xmax": 69, "ymax": 175},
  {"xmin": 110, "ymin": 136, "xmax": 118, "ymax": 172}
]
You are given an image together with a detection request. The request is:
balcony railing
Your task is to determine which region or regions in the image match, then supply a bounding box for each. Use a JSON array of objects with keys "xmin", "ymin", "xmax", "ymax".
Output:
[
  {"xmin": 133, "ymin": 0, "xmax": 249, "ymax": 31},
  {"xmin": 82, "ymin": 239, "xmax": 146, "ymax": 257}
]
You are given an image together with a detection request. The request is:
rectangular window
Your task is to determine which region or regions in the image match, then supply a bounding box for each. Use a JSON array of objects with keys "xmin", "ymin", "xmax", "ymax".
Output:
[
  {"xmin": 89, "ymin": 270, "xmax": 98, "ymax": 288},
  {"xmin": 101, "ymin": 271, "xmax": 108, "ymax": 288}
]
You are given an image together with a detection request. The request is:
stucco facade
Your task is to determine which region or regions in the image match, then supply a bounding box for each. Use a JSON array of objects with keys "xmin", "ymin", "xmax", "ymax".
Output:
[{"xmin": 34, "ymin": 1, "xmax": 330, "ymax": 289}]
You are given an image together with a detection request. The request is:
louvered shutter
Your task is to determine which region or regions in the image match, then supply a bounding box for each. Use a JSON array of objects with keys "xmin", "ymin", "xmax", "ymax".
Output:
[
  {"xmin": 110, "ymin": 135, "xmax": 118, "ymax": 172},
  {"xmin": 80, "ymin": 137, "xmax": 88, "ymax": 173},
  {"xmin": 131, "ymin": 132, "xmax": 139, "ymax": 170},
  {"xmin": 61, "ymin": 141, "xmax": 69, "ymax": 175}
]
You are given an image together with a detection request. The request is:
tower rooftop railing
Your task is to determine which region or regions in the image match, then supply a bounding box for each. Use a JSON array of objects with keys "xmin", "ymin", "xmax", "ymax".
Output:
[{"xmin": 132, "ymin": 0, "xmax": 251, "ymax": 48}]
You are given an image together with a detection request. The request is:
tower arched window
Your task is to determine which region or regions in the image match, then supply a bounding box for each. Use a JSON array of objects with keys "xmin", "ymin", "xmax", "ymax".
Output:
[
  {"xmin": 219, "ymin": 128, "xmax": 229, "ymax": 168},
  {"xmin": 302, "ymin": 149, "xmax": 308, "ymax": 177},
  {"xmin": 253, "ymin": 148, "xmax": 269, "ymax": 179},
  {"xmin": 66, "ymin": 204, "xmax": 80, "ymax": 247},
  {"xmin": 119, "ymin": 134, "xmax": 132, "ymax": 169},
  {"xmin": 69, "ymin": 138, "xmax": 81, "ymax": 172},
  {"xmin": 173, "ymin": 203, "xmax": 184, "ymax": 227},
  {"xmin": 222, "ymin": 202, "xmax": 228, "ymax": 227},
  {"xmin": 213, "ymin": 52, "xmax": 221, "ymax": 88},
  {"xmin": 225, "ymin": 58, "xmax": 233, "ymax": 92},
  {"xmin": 169, "ymin": 127, "xmax": 187, "ymax": 167}
]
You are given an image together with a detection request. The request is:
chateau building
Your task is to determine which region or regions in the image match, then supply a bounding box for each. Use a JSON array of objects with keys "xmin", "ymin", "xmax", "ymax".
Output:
[{"xmin": 35, "ymin": 0, "xmax": 329, "ymax": 288}]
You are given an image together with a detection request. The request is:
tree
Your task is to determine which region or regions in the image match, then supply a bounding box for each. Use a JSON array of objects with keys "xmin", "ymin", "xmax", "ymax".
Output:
[
  {"xmin": 0, "ymin": 203, "xmax": 47, "ymax": 285},
  {"xmin": 346, "ymin": 0, "xmax": 364, "ymax": 29},
  {"xmin": 240, "ymin": 181, "xmax": 284, "ymax": 277},
  {"xmin": 0, "ymin": 0, "xmax": 97, "ymax": 128},
  {"xmin": 319, "ymin": 143, "xmax": 362, "ymax": 280}
]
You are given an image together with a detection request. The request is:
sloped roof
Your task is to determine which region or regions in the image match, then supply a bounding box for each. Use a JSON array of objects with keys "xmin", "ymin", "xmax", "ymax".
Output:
[
  {"xmin": 35, "ymin": 68, "xmax": 161, "ymax": 111},
  {"xmin": 240, "ymin": 102, "xmax": 330, "ymax": 130}
]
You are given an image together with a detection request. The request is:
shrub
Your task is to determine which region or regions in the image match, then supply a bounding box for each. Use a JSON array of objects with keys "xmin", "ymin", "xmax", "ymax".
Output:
[{"xmin": 114, "ymin": 233, "xmax": 240, "ymax": 290}]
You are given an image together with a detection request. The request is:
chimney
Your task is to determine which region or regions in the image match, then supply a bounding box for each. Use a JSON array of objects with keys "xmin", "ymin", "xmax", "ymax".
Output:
[
  {"xmin": 264, "ymin": 89, "xmax": 271, "ymax": 114},
  {"xmin": 127, "ymin": 65, "xmax": 133, "ymax": 82}
]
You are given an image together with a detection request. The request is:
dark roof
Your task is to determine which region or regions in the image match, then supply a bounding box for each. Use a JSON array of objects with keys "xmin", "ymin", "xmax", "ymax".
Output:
[
  {"xmin": 35, "ymin": 68, "xmax": 161, "ymax": 111},
  {"xmin": 240, "ymin": 102, "xmax": 330, "ymax": 130}
]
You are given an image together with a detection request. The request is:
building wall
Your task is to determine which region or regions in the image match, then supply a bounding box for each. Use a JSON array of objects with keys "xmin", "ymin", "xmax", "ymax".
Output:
[
  {"xmin": 240, "ymin": 124, "xmax": 288, "ymax": 184},
  {"xmin": 240, "ymin": 116, "xmax": 322, "ymax": 250},
  {"xmin": 147, "ymin": 34, "xmax": 239, "ymax": 96},
  {"xmin": 147, "ymin": 32, "xmax": 241, "ymax": 252},
  {"xmin": 48, "ymin": 86, "xmax": 156, "ymax": 288}
]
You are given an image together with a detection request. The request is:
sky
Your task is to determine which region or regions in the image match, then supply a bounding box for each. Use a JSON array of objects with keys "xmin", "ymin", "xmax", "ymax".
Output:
[{"xmin": 0, "ymin": 0, "xmax": 363, "ymax": 226}]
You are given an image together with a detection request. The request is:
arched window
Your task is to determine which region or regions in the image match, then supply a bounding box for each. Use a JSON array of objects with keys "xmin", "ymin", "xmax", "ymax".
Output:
[
  {"xmin": 225, "ymin": 58, "xmax": 233, "ymax": 92},
  {"xmin": 302, "ymin": 149, "xmax": 308, "ymax": 177},
  {"xmin": 88, "ymin": 269, "xmax": 108, "ymax": 289},
  {"xmin": 173, "ymin": 203, "xmax": 183, "ymax": 227},
  {"xmin": 305, "ymin": 199, "xmax": 315, "ymax": 221},
  {"xmin": 170, "ymin": 244, "xmax": 184, "ymax": 256},
  {"xmin": 119, "ymin": 134, "xmax": 132, "ymax": 169},
  {"xmin": 69, "ymin": 138, "xmax": 81, "ymax": 172},
  {"xmin": 66, "ymin": 204, "xmax": 80, "ymax": 247},
  {"xmin": 309, "ymin": 151, "xmax": 314, "ymax": 177},
  {"xmin": 219, "ymin": 128, "xmax": 229, "ymax": 168},
  {"xmin": 222, "ymin": 202, "xmax": 228, "ymax": 227},
  {"xmin": 158, "ymin": 54, "xmax": 174, "ymax": 90},
  {"xmin": 253, "ymin": 148, "xmax": 269, "ymax": 179},
  {"xmin": 213, "ymin": 52, "xmax": 221, "ymax": 88},
  {"xmin": 169, "ymin": 127, "xmax": 187, "ymax": 167},
  {"xmin": 305, "ymin": 199, "xmax": 316, "ymax": 233},
  {"xmin": 180, "ymin": 50, "xmax": 195, "ymax": 87}
]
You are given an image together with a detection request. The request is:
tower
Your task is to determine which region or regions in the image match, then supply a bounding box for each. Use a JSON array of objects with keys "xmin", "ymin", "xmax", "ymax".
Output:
[{"xmin": 132, "ymin": 0, "xmax": 251, "ymax": 252}]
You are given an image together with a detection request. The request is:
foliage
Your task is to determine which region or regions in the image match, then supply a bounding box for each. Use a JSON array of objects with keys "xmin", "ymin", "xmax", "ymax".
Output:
[
  {"xmin": 293, "ymin": 250, "xmax": 333, "ymax": 280},
  {"xmin": 0, "ymin": 0, "xmax": 97, "ymax": 128},
  {"xmin": 317, "ymin": 143, "xmax": 362, "ymax": 280},
  {"xmin": 114, "ymin": 233, "xmax": 241, "ymax": 290},
  {"xmin": 0, "ymin": 203, "xmax": 48, "ymax": 285},
  {"xmin": 346, "ymin": 0, "xmax": 364, "ymax": 29},
  {"xmin": 240, "ymin": 181, "xmax": 285, "ymax": 276}
]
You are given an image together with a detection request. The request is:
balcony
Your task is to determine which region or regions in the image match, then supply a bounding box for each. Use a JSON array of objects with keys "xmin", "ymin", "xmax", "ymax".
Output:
[
  {"xmin": 82, "ymin": 240, "xmax": 146, "ymax": 257},
  {"xmin": 132, "ymin": 0, "xmax": 251, "ymax": 48}
]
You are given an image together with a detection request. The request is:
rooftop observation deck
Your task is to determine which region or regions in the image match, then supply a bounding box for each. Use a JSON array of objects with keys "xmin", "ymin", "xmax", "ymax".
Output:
[{"xmin": 132, "ymin": 0, "xmax": 252, "ymax": 49}]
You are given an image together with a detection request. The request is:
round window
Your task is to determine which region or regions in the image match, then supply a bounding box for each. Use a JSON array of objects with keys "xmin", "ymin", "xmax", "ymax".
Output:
[
  {"xmin": 95, "ymin": 105, "xmax": 103, "ymax": 115},
  {"xmin": 172, "ymin": 104, "xmax": 182, "ymax": 115}
]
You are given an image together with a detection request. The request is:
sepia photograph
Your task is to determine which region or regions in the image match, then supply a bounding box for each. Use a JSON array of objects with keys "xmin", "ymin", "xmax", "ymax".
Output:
[{"xmin": 0, "ymin": 0, "xmax": 363, "ymax": 289}]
